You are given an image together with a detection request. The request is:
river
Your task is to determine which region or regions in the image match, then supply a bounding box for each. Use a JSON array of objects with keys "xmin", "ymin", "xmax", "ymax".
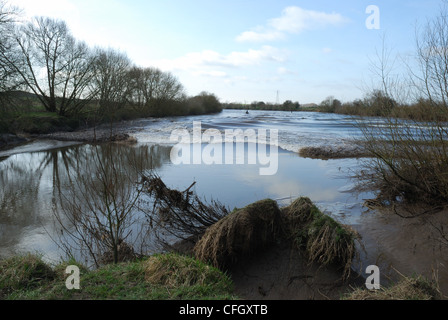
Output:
[{"xmin": 1, "ymin": 109, "xmax": 448, "ymax": 294}]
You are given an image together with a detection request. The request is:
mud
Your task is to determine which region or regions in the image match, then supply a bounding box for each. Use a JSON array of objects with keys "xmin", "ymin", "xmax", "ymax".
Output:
[
  {"xmin": 229, "ymin": 240, "xmax": 365, "ymax": 300},
  {"xmin": 353, "ymin": 206, "xmax": 448, "ymax": 297}
]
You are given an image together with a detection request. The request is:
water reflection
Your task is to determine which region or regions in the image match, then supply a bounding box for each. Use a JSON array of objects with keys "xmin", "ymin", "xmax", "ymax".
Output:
[
  {"xmin": 0, "ymin": 139, "xmax": 370, "ymax": 264},
  {"xmin": 0, "ymin": 143, "xmax": 172, "ymax": 261}
]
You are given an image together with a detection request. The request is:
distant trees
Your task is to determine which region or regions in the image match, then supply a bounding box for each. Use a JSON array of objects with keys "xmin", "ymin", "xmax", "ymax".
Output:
[
  {"xmin": 223, "ymin": 100, "xmax": 300, "ymax": 111},
  {"xmin": 188, "ymin": 92, "xmax": 222, "ymax": 115},
  {"xmin": 91, "ymin": 48, "xmax": 131, "ymax": 122},
  {"xmin": 318, "ymin": 96, "xmax": 342, "ymax": 113},
  {"xmin": 127, "ymin": 66, "xmax": 186, "ymax": 116},
  {"xmin": 283, "ymin": 100, "xmax": 300, "ymax": 111}
]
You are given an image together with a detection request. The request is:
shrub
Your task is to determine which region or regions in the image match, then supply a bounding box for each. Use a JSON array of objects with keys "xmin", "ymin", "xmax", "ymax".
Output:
[{"xmin": 356, "ymin": 106, "xmax": 448, "ymax": 207}]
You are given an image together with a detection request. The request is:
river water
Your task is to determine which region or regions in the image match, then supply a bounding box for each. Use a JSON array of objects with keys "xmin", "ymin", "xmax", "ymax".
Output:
[{"xmin": 1, "ymin": 109, "xmax": 448, "ymax": 294}]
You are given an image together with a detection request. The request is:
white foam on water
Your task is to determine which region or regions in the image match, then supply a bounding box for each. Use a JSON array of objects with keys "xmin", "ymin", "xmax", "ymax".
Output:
[{"xmin": 128, "ymin": 110, "xmax": 363, "ymax": 155}]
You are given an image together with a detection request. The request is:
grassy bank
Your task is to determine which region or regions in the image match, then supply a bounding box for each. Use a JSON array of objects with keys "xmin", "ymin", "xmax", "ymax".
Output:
[
  {"xmin": 0, "ymin": 91, "xmax": 224, "ymax": 135},
  {"xmin": 0, "ymin": 197, "xmax": 442, "ymax": 301},
  {"xmin": 0, "ymin": 253, "xmax": 236, "ymax": 300}
]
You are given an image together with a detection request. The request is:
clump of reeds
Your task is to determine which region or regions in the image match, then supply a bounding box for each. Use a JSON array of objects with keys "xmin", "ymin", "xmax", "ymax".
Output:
[
  {"xmin": 282, "ymin": 197, "xmax": 360, "ymax": 280},
  {"xmin": 193, "ymin": 199, "xmax": 284, "ymax": 270}
]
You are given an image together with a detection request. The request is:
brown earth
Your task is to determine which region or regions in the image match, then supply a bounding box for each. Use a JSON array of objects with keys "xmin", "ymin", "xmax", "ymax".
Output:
[
  {"xmin": 228, "ymin": 240, "xmax": 365, "ymax": 300},
  {"xmin": 172, "ymin": 237, "xmax": 365, "ymax": 300}
]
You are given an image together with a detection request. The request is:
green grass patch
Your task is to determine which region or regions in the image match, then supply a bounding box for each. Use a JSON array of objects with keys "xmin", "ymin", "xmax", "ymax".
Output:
[
  {"xmin": 0, "ymin": 253, "xmax": 56, "ymax": 299},
  {"xmin": 10, "ymin": 112, "xmax": 77, "ymax": 134},
  {"xmin": 145, "ymin": 253, "xmax": 235, "ymax": 300}
]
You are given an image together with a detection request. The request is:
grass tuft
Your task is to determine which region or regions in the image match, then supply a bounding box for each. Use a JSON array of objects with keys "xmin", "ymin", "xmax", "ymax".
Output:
[
  {"xmin": 344, "ymin": 275, "xmax": 441, "ymax": 300},
  {"xmin": 0, "ymin": 254, "xmax": 56, "ymax": 298},
  {"xmin": 282, "ymin": 197, "xmax": 360, "ymax": 280}
]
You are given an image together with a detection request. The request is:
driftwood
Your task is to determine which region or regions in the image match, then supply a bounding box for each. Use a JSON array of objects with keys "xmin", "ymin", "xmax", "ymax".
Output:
[{"xmin": 141, "ymin": 173, "xmax": 229, "ymax": 248}]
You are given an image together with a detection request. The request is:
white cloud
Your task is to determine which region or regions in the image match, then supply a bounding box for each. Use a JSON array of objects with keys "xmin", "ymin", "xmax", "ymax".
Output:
[
  {"xmin": 271, "ymin": 6, "xmax": 347, "ymax": 33},
  {"xmin": 193, "ymin": 70, "xmax": 228, "ymax": 78},
  {"xmin": 148, "ymin": 46, "xmax": 289, "ymax": 73},
  {"xmin": 10, "ymin": 0, "xmax": 80, "ymax": 29},
  {"xmin": 236, "ymin": 30, "xmax": 285, "ymax": 43},
  {"xmin": 11, "ymin": 0, "xmax": 79, "ymax": 18},
  {"xmin": 277, "ymin": 67, "xmax": 298, "ymax": 75},
  {"xmin": 236, "ymin": 6, "xmax": 348, "ymax": 43}
]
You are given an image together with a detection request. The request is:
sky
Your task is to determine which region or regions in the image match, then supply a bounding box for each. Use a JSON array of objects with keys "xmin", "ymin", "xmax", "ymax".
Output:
[{"xmin": 7, "ymin": 0, "xmax": 444, "ymax": 104}]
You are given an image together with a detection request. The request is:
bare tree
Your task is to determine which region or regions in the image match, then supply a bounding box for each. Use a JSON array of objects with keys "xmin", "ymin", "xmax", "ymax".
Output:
[
  {"xmin": 127, "ymin": 66, "xmax": 161, "ymax": 109},
  {"xmin": 91, "ymin": 47, "xmax": 131, "ymax": 114},
  {"xmin": 156, "ymin": 71, "xmax": 185, "ymax": 101},
  {"xmin": 2, "ymin": 17, "xmax": 96, "ymax": 116},
  {"xmin": 0, "ymin": 1, "xmax": 21, "ymax": 97},
  {"xmin": 357, "ymin": 4, "xmax": 448, "ymax": 211},
  {"xmin": 413, "ymin": 3, "xmax": 448, "ymax": 109},
  {"xmin": 127, "ymin": 66, "xmax": 186, "ymax": 115}
]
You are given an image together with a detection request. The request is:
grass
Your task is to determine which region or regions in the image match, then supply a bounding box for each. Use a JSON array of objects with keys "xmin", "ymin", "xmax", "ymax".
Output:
[
  {"xmin": 282, "ymin": 197, "xmax": 360, "ymax": 280},
  {"xmin": 0, "ymin": 253, "xmax": 237, "ymax": 300},
  {"xmin": 0, "ymin": 253, "xmax": 56, "ymax": 299},
  {"xmin": 145, "ymin": 253, "xmax": 235, "ymax": 300},
  {"xmin": 193, "ymin": 199, "xmax": 283, "ymax": 270},
  {"xmin": 344, "ymin": 275, "xmax": 441, "ymax": 300}
]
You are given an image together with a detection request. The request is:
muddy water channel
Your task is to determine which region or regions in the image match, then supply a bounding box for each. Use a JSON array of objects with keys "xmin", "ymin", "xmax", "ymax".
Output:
[{"xmin": 1, "ymin": 110, "xmax": 448, "ymax": 296}]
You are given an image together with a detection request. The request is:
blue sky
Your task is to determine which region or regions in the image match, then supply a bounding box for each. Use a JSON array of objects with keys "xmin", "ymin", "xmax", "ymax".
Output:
[{"xmin": 8, "ymin": 0, "xmax": 444, "ymax": 104}]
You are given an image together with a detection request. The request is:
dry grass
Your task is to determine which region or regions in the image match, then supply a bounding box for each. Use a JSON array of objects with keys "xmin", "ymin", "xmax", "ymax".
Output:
[
  {"xmin": 193, "ymin": 199, "xmax": 284, "ymax": 270},
  {"xmin": 282, "ymin": 197, "xmax": 360, "ymax": 280},
  {"xmin": 192, "ymin": 196, "xmax": 358, "ymax": 281},
  {"xmin": 299, "ymin": 145, "xmax": 370, "ymax": 160},
  {"xmin": 345, "ymin": 275, "xmax": 441, "ymax": 300}
]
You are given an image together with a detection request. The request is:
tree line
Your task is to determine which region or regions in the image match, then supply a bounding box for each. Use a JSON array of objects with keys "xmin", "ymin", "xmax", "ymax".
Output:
[
  {"xmin": 0, "ymin": 1, "xmax": 222, "ymax": 134},
  {"xmin": 224, "ymin": 100, "xmax": 301, "ymax": 112}
]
